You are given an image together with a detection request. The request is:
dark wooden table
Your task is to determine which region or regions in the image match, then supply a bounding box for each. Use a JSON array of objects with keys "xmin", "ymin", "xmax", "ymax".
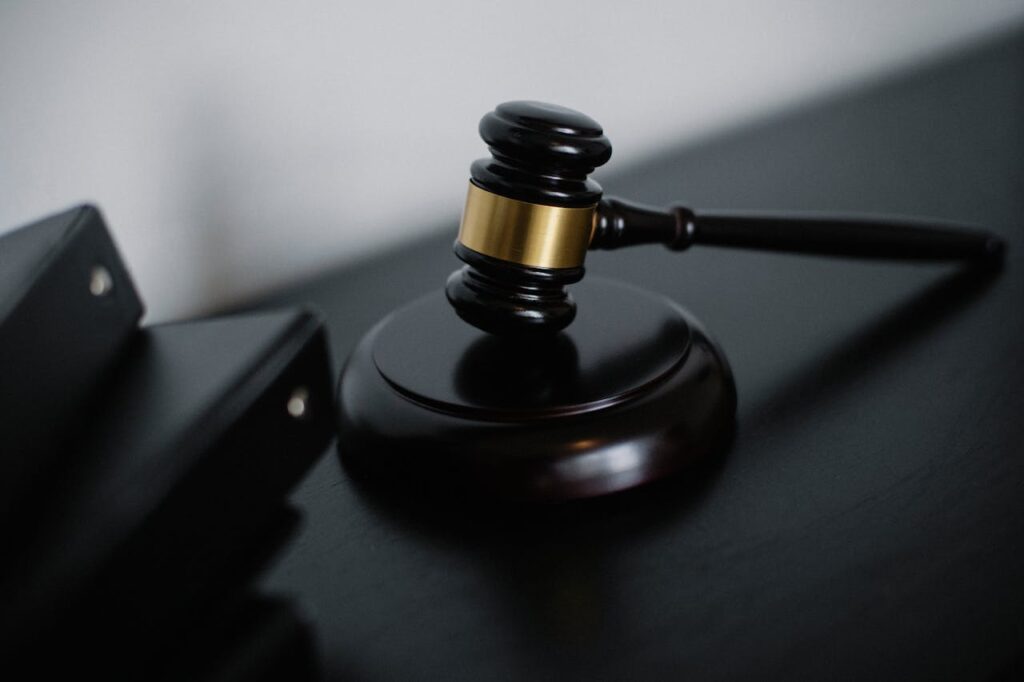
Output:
[{"xmin": 246, "ymin": 30, "xmax": 1024, "ymax": 681}]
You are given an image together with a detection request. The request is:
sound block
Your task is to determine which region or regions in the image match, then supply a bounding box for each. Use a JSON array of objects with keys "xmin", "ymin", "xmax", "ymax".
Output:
[{"xmin": 337, "ymin": 277, "xmax": 736, "ymax": 501}]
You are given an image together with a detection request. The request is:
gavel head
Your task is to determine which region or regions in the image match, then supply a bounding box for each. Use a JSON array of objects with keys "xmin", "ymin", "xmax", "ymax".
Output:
[{"xmin": 445, "ymin": 101, "xmax": 613, "ymax": 335}]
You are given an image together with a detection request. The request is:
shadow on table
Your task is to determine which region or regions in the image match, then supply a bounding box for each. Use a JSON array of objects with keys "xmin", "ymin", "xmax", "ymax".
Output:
[
  {"xmin": 742, "ymin": 262, "xmax": 1002, "ymax": 431},
  {"xmin": 332, "ymin": 261, "xmax": 1001, "ymax": 678}
]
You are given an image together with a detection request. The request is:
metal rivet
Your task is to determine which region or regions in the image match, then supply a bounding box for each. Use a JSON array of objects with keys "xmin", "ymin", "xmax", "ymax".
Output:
[
  {"xmin": 89, "ymin": 266, "xmax": 113, "ymax": 296},
  {"xmin": 287, "ymin": 387, "xmax": 310, "ymax": 419}
]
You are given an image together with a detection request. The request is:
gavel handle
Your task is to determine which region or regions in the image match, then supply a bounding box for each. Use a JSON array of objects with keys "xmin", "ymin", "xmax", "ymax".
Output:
[{"xmin": 592, "ymin": 197, "xmax": 1006, "ymax": 263}]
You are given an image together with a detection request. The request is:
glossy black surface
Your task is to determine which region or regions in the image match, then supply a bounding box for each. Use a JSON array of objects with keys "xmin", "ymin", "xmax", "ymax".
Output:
[
  {"xmin": 452, "ymin": 101, "xmax": 613, "ymax": 334},
  {"xmin": 592, "ymin": 195, "xmax": 1006, "ymax": 260},
  {"xmin": 472, "ymin": 100, "xmax": 612, "ymax": 207},
  {"xmin": 445, "ymin": 242, "xmax": 584, "ymax": 335},
  {"xmin": 382, "ymin": 278, "xmax": 691, "ymax": 416},
  {"xmin": 249, "ymin": 30, "xmax": 1024, "ymax": 681},
  {"xmin": 339, "ymin": 278, "xmax": 734, "ymax": 500}
]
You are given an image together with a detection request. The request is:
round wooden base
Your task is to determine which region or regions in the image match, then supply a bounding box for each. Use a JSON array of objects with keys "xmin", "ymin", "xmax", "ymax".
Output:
[{"xmin": 336, "ymin": 277, "xmax": 736, "ymax": 501}]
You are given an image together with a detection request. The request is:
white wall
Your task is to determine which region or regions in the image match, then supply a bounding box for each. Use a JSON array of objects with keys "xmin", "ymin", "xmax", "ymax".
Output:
[{"xmin": 2, "ymin": 1, "xmax": 1022, "ymax": 320}]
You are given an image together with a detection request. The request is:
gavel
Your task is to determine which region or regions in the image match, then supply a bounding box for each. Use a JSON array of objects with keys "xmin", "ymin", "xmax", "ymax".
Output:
[
  {"xmin": 336, "ymin": 100, "xmax": 1007, "ymax": 501},
  {"xmin": 446, "ymin": 101, "xmax": 1005, "ymax": 335}
]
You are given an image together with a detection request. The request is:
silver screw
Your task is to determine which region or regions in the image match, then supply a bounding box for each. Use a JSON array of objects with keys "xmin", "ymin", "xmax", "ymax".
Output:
[
  {"xmin": 89, "ymin": 266, "xmax": 114, "ymax": 297},
  {"xmin": 287, "ymin": 387, "xmax": 310, "ymax": 419}
]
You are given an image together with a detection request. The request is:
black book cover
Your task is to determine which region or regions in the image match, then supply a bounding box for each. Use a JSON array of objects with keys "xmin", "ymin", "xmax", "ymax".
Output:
[
  {"xmin": 0, "ymin": 205, "xmax": 143, "ymax": 517},
  {"xmin": 0, "ymin": 309, "xmax": 335, "ymax": 672}
]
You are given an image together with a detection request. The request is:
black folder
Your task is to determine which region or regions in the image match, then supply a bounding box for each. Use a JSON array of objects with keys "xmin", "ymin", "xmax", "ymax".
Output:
[
  {"xmin": 0, "ymin": 308, "xmax": 335, "ymax": 672},
  {"xmin": 0, "ymin": 205, "xmax": 143, "ymax": 517}
]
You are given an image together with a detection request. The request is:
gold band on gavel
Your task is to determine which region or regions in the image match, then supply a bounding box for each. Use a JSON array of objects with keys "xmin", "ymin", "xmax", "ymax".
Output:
[{"xmin": 456, "ymin": 182, "xmax": 597, "ymax": 269}]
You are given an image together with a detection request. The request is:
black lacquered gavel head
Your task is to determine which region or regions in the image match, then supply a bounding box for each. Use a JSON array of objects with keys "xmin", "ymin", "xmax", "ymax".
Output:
[{"xmin": 445, "ymin": 101, "xmax": 612, "ymax": 335}]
